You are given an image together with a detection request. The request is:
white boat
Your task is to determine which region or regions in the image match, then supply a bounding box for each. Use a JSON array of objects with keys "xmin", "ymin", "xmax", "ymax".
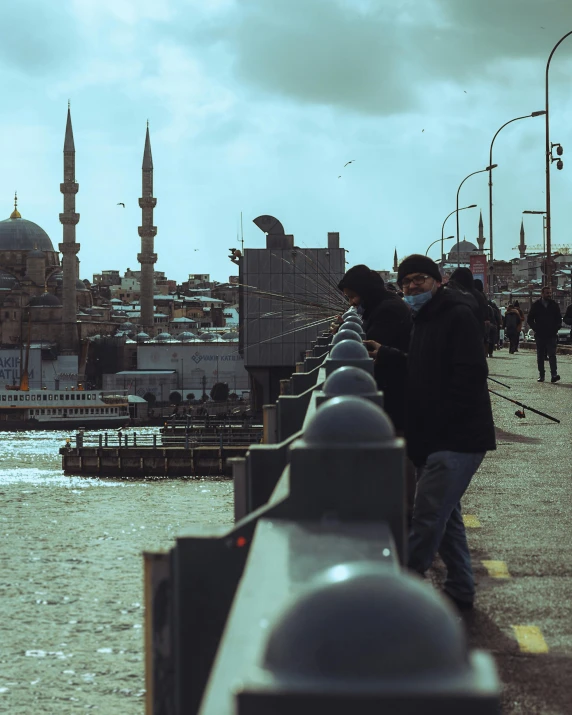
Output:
[{"xmin": 0, "ymin": 387, "xmax": 130, "ymax": 430}]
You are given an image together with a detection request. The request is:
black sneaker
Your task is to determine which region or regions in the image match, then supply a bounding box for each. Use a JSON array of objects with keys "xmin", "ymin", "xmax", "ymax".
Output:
[
  {"xmin": 551, "ymin": 375, "xmax": 561, "ymax": 383},
  {"xmin": 444, "ymin": 591, "xmax": 474, "ymax": 612},
  {"xmin": 538, "ymin": 375, "xmax": 545, "ymax": 382}
]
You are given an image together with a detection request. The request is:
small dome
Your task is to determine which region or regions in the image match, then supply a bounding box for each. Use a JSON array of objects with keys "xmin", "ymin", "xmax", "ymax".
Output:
[
  {"xmin": 76, "ymin": 279, "xmax": 89, "ymax": 292},
  {"xmin": 199, "ymin": 332, "xmax": 215, "ymax": 341},
  {"xmin": 221, "ymin": 331, "xmax": 239, "ymax": 341},
  {"xmin": 447, "ymin": 240, "xmax": 478, "ymax": 261},
  {"xmin": 136, "ymin": 331, "xmax": 150, "ymax": 341},
  {"xmin": 29, "ymin": 292, "xmax": 62, "ymax": 308},
  {"xmin": 178, "ymin": 331, "xmax": 197, "ymax": 341},
  {"xmin": 155, "ymin": 332, "xmax": 172, "ymax": 341}
]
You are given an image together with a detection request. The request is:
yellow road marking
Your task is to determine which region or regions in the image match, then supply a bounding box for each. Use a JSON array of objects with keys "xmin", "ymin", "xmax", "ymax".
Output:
[
  {"xmin": 482, "ymin": 560, "xmax": 511, "ymax": 579},
  {"xmin": 512, "ymin": 625, "xmax": 549, "ymax": 654},
  {"xmin": 463, "ymin": 514, "xmax": 481, "ymax": 528}
]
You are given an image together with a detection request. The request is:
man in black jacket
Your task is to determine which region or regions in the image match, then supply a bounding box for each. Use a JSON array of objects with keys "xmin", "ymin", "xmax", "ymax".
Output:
[
  {"xmin": 398, "ymin": 255, "xmax": 495, "ymax": 610},
  {"xmin": 527, "ymin": 286, "xmax": 562, "ymax": 383},
  {"xmin": 338, "ymin": 264, "xmax": 412, "ymax": 431}
]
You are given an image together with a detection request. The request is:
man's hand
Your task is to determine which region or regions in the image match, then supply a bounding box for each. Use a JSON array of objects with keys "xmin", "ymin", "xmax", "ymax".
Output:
[
  {"xmin": 363, "ymin": 340, "xmax": 381, "ymax": 360},
  {"xmin": 330, "ymin": 316, "xmax": 343, "ymax": 334}
]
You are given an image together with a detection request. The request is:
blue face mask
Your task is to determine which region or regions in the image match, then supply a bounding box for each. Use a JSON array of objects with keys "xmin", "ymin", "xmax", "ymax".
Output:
[{"xmin": 403, "ymin": 289, "xmax": 433, "ymax": 312}]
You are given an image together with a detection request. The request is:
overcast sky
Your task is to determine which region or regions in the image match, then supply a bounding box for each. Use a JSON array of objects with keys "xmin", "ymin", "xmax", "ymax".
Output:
[{"xmin": 2, "ymin": 0, "xmax": 572, "ymax": 284}]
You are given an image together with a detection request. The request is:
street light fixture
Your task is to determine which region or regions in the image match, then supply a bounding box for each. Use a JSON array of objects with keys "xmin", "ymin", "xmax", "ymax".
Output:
[
  {"xmin": 456, "ymin": 167, "xmax": 496, "ymax": 267},
  {"xmin": 545, "ymin": 30, "xmax": 572, "ymax": 287},
  {"xmin": 488, "ymin": 111, "xmax": 546, "ymax": 296},
  {"xmin": 427, "ymin": 235, "xmax": 454, "ymax": 257},
  {"xmin": 441, "ymin": 205, "xmax": 477, "ymax": 264}
]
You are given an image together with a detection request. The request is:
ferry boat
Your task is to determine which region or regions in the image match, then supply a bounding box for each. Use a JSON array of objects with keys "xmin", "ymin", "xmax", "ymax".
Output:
[{"xmin": 0, "ymin": 387, "xmax": 130, "ymax": 430}]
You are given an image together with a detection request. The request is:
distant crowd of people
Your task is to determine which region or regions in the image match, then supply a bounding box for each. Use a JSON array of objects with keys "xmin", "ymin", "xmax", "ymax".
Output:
[{"xmin": 335, "ymin": 255, "xmax": 570, "ymax": 613}]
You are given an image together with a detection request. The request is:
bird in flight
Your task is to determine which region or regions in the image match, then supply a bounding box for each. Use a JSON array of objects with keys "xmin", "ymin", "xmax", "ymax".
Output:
[
  {"xmin": 422, "ymin": 129, "xmax": 425, "ymax": 132},
  {"xmin": 344, "ymin": 160, "xmax": 355, "ymax": 167},
  {"xmin": 338, "ymin": 175, "xmax": 342, "ymax": 179},
  {"xmin": 117, "ymin": 202, "xmax": 125, "ymax": 207}
]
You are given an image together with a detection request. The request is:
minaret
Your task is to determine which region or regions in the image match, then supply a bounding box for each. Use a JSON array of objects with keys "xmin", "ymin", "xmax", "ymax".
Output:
[
  {"xmin": 477, "ymin": 211, "xmax": 486, "ymax": 253},
  {"xmin": 138, "ymin": 122, "xmax": 157, "ymax": 331},
  {"xmin": 59, "ymin": 103, "xmax": 80, "ymax": 353},
  {"xmin": 393, "ymin": 247, "xmax": 398, "ymax": 272},
  {"xmin": 519, "ymin": 220, "xmax": 527, "ymax": 259}
]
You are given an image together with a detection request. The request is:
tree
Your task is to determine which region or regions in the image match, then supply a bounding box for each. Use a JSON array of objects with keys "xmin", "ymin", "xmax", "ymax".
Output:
[
  {"xmin": 143, "ymin": 392, "xmax": 156, "ymax": 404},
  {"xmin": 228, "ymin": 392, "xmax": 238, "ymax": 401},
  {"xmin": 186, "ymin": 393, "xmax": 195, "ymax": 401},
  {"xmin": 169, "ymin": 391, "xmax": 182, "ymax": 405},
  {"xmin": 210, "ymin": 382, "xmax": 229, "ymax": 402}
]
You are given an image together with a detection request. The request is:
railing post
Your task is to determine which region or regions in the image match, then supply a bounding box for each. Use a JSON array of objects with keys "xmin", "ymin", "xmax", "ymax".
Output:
[
  {"xmin": 105, "ymin": 432, "xmax": 108, "ymax": 447},
  {"xmin": 99, "ymin": 434, "xmax": 102, "ymax": 448},
  {"xmin": 153, "ymin": 433, "xmax": 157, "ymax": 448},
  {"xmin": 262, "ymin": 405, "xmax": 277, "ymax": 444},
  {"xmin": 134, "ymin": 432, "xmax": 137, "ymax": 447}
]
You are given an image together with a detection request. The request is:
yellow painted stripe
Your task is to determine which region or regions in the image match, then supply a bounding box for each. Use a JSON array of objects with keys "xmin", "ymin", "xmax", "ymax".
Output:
[
  {"xmin": 512, "ymin": 625, "xmax": 549, "ymax": 654},
  {"xmin": 463, "ymin": 514, "xmax": 482, "ymax": 528},
  {"xmin": 482, "ymin": 560, "xmax": 511, "ymax": 579}
]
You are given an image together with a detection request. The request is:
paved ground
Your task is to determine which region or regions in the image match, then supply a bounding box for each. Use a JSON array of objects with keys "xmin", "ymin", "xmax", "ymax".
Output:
[{"xmin": 434, "ymin": 348, "xmax": 572, "ymax": 714}]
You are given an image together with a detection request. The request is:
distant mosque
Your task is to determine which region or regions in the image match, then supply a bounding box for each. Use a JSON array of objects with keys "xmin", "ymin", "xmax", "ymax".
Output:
[{"xmin": 0, "ymin": 107, "xmax": 157, "ymax": 355}]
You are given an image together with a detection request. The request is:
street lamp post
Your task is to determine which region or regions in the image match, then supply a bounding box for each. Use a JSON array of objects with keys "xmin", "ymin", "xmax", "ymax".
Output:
[
  {"xmin": 442, "ymin": 205, "xmax": 477, "ymax": 264},
  {"xmin": 545, "ymin": 31, "xmax": 572, "ymax": 287},
  {"xmin": 456, "ymin": 166, "xmax": 497, "ymax": 267},
  {"xmin": 489, "ymin": 111, "xmax": 546, "ymax": 296},
  {"xmin": 427, "ymin": 235, "xmax": 454, "ymax": 257},
  {"xmin": 523, "ymin": 210, "xmax": 547, "ymax": 279}
]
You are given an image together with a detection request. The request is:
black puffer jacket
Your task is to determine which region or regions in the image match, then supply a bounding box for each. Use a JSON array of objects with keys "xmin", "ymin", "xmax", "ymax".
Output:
[
  {"xmin": 339, "ymin": 265, "xmax": 412, "ymax": 430},
  {"xmin": 527, "ymin": 299, "xmax": 562, "ymax": 338},
  {"xmin": 405, "ymin": 286, "xmax": 496, "ymax": 466}
]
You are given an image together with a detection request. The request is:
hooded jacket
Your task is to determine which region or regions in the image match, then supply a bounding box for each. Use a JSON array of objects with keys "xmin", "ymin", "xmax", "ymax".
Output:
[
  {"xmin": 338, "ymin": 265, "xmax": 412, "ymax": 430},
  {"xmin": 448, "ymin": 267, "xmax": 489, "ymax": 335},
  {"xmin": 405, "ymin": 286, "xmax": 496, "ymax": 466}
]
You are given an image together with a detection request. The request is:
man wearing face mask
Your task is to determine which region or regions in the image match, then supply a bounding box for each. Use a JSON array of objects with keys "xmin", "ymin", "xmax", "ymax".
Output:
[{"xmin": 394, "ymin": 254, "xmax": 495, "ymax": 610}]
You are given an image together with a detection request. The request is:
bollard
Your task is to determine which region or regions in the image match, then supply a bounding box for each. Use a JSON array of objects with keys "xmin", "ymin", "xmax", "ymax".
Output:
[
  {"xmin": 324, "ymin": 340, "xmax": 374, "ymax": 377},
  {"xmin": 287, "ymin": 395, "xmax": 405, "ymax": 559},
  {"xmin": 331, "ymin": 328, "xmax": 363, "ymax": 346},
  {"xmin": 336, "ymin": 320, "xmax": 365, "ymax": 338},
  {"xmin": 279, "ymin": 379, "xmax": 292, "ymax": 396},
  {"xmin": 262, "ymin": 405, "xmax": 277, "ymax": 444},
  {"xmin": 229, "ymin": 458, "xmax": 248, "ymax": 522},
  {"xmin": 315, "ymin": 365, "xmax": 384, "ymax": 410},
  {"xmin": 236, "ymin": 562, "xmax": 500, "ymax": 713}
]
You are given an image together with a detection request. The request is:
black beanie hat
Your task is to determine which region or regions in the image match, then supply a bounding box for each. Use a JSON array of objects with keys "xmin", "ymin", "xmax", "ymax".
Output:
[{"xmin": 397, "ymin": 254, "xmax": 442, "ymax": 285}]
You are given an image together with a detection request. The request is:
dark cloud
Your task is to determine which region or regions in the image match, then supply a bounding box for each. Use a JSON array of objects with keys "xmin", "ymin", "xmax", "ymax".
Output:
[
  {"xmin": 0, "ymin": 1, "xmax": 77, "ymax": 75},
  {"xmin": 167, "ymin": 0, "xmax": 572, "ymax": 116}
]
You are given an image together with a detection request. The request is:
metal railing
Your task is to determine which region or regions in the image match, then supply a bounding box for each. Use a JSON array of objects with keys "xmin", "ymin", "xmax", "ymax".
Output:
[{"xmin": 68, "ymin": 428, "xmax": 262, "ymax": 449}]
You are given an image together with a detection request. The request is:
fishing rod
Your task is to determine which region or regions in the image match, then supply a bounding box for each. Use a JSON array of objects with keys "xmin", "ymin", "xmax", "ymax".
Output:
[
  {"xmin": 488, "ymin": 376, "xmax": 511, "ymax": 389},
  {"xmin": 488, "ymin": 388, "xmax": 560, "ymax": 424}
]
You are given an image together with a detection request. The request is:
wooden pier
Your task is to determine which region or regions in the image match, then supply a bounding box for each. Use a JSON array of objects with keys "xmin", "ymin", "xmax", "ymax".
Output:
[{"xmin": 59, "ymin": 425, "xmax": 262, "ymax": 478}]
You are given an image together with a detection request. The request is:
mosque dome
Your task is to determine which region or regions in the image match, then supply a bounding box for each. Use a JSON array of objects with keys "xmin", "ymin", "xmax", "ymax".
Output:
[
  {"xmin": 29, "ymin": 292, "xmax": 62, "ymax": 307},
  {"xmin": 447, "ymin": 240, "xmax": 478, "ymax": 261},
  {"xmin": 0, "ymin": 213, "xmax": 55, "ymax": 252},
  {"xmin": 27, "ymin": 248, "xmax": 46, "ymax": 259}
]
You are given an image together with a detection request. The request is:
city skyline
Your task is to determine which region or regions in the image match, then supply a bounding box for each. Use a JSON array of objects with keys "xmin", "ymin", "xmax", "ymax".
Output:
[{"xmin": 1, "ymin": 1, "xmax": 572, "ymax": 283}]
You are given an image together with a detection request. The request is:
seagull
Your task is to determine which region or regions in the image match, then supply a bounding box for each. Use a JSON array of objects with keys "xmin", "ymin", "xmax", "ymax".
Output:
[
  {"xmin": 344, "ymin": 160, "xmax": 355, "ymax": 167},
  {"xmin": 338, "ymin": 175, "xmax": 342, "ymax": 179},
  {"xmin": 422, "ymin": 129, "xmax": 425, "ymax": 132},
  {"xmin": 464, "ymin": 90, "xmax": 467, "ymax": 93},
  {"xmin": 117, "ymin": 202, "xmax": 125, "ymax": 207}
]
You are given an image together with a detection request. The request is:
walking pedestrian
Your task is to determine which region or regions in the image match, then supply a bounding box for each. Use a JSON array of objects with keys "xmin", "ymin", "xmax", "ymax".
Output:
[
  {"xmin": 527, "ymin": 286, "xmax": 562, "ymax": 383},
  {"xmin": 503, "ymin": 304, "xmax": 522, "ymax": 354},
  {"xmin": 397, "ymin": 255, "xmax": 495, "ymax": 610}
]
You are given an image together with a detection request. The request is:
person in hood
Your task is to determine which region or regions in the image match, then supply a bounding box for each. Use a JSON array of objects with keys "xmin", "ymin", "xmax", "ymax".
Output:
[
  {"xmin": 377, "ymin": 254, "xmax": 495, "ymax": 610},
  {"xmin": 503, "ymin": 304, "xmax": 522, "ymax": 354},
  {"xmin": 338, "ymin": 264, "xmax": 412, "ymax": 431}
]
